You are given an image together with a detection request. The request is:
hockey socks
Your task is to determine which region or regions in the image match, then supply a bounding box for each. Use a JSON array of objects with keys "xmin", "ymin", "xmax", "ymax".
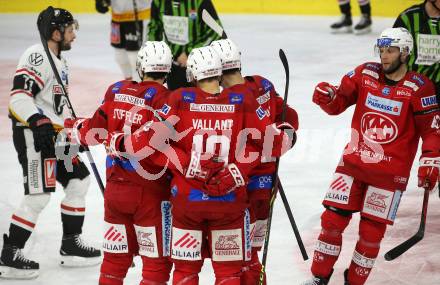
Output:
[
  {"xmin": 311, "ymin": 209, "xmax": 351, "ymax": 279},
  {"xmin": 241, "ymin": 250, "xmax": 265, "ymax": 285},
  {"xmin": 346, "ymin": 218, "xmax": 386, "ymax": 285}
]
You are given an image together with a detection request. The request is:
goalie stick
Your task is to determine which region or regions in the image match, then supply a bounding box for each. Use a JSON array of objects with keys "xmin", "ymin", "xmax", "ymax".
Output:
[
  {"xmin": 384, "ymin": 187, "xmax": 430, "ymax": 261},
  {"xmin": 38, "ymin": 23, "xmax": 105, "ymax": 194}
]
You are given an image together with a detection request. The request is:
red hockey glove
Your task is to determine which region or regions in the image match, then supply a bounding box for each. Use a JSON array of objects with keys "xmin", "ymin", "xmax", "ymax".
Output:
[
  {"xmin": 418, "ymin": 154, "xmax": 440, "ymax": 191},
  {"xmin": 185, "ymin": 154, "xmax": 225, "ymax": 183},
  {"xmin": 313, "ymin": 82, "xmax": 337, "ymax": 106},
  {"xmin": 204, "ymin": 163, "xmax": 246, "ymax": 196},
  {"xmin": 105, "ymin": 131, "xmax": 126, "ymax": 158},
  {"xmin": 64, "ymin": 117, "xmax": 86, "ymax": 145},
  {"xmin": 268, "ymin": 122, "xmax": 297, "ymax": 157}
]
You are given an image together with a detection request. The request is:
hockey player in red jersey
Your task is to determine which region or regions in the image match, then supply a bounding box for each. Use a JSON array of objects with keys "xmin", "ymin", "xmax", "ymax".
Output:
[
  {"xmin": 64, "ymin": 41, "xmax": 174, "ymax": 285},
  {"xmin": 211, "ymin": 38, "xmax": 299, "ymax": 285},
  {"xmin": 106, "ymin": 45, "xmax": 295, "ymax": 284},
  {"xmin": 302, "ymin": 27, "xmax": 440, "ymax": 285}
]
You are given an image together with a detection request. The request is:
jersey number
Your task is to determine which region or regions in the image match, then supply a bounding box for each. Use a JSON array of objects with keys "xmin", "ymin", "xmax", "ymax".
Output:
[{"xmin": 192, "ymin": 134, "xmax": 231, "ymax": 164}]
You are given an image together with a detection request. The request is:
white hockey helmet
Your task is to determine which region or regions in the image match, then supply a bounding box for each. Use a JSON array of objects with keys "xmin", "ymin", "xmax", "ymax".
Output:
[
  {"xmin": 210, "ymin": 39, "xmax": 241, "ymax": 71},
  {"xmin": 375, "ymin": 27, "xmax": 414, "ymax": 55},
  {"xmin": 186, "ymin": 46, "xmax": 222, "ymax": 82},
  {"xmin": 136, "ymin": 41, "xmax": 172, "ymax": 77}
]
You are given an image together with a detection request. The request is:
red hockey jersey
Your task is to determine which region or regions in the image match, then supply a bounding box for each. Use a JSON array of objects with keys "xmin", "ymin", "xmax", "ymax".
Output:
[{"xmin": 322, "ymin": 62, "xmax": 440, "ymax": 191}]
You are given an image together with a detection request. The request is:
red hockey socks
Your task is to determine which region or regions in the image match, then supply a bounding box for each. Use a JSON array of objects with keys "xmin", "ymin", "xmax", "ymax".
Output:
[
  {"xmin": 311, "ymin": 209, "xmax": 351, "ymax": 278},
  {"xmin": 99, "ymin": 253, "xmax": 133, "ymax": 285},
  {"xmin": 140, "ymin": 256, "xmax": 172, "ymax": 284},
  {"xmin": 347, "ymin": 217, "xmax": 386, "ymax": 285},
  {"xmin": 241, "ymin": 250, "xmax": 265, "ymax": 285}
]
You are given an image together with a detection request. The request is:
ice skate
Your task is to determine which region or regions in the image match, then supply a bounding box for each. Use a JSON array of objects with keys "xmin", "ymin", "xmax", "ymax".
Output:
[
  {"xmin": 59, "ymin": 234, "xmax": 101, "ymax": 267},
  {"xmin": 330, "ymin": 14, "xmax": 353, "ymax": 33},
  {"xmin": 354, "ymin": 14, "xmax": 372, "ymax": 35},
  {"xmin": 0, "ymin": 234, "xmax": 39, "ymax": 279}
]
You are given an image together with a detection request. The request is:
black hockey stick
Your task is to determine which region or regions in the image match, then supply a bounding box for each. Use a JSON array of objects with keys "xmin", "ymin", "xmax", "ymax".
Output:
[
  {"xmin": 384, "ymin": 187, "xmax": 430, "ymax": 261},
  {"xmin": 201, "ymin": 9, "xmax": 227, "ymax": 39},
  {"xmin": 39, "ymin": 36, "xmax": 105, "ymax": 194},
  {"xmin": 132, "ymin": 0, "xmax": 143, "ymax": 48},
  {"xmin": 259, "ymin": 49, "xmax": 291, "ymax": 285},
  {"xmin": 278, "ymin": 180, "xmax": 308, "ymax": 260}
]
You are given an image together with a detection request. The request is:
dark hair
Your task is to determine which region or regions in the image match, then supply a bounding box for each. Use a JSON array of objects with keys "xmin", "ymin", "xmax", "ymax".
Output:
[
  {"xmin": 145, "ymin": 72, "xmax": 168, "ymax": 80},
  {"xmin": 222, "ymin": 68, "xmax": 241, "ymax": 75}
]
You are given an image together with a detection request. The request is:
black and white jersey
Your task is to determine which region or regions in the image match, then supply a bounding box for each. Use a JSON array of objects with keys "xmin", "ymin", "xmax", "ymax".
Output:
[{"xmin": 9, "ymin": 43, "xmax": 69, "ymax": 128}]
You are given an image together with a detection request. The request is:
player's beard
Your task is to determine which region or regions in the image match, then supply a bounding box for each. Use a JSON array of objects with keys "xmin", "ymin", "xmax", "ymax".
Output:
[
  {"xmin": 382, "ymin": 57, "xmax": 402, "ymax": 74},
  {"xmin": 60, "ymin": 40, "xmax": 72, "ymax": 51}
]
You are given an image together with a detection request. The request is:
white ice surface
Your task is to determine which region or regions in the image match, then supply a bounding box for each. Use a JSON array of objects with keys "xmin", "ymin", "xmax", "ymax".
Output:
[{"xmin": 0, "ymin": 14, "xmax": 439, "ymax": 284}]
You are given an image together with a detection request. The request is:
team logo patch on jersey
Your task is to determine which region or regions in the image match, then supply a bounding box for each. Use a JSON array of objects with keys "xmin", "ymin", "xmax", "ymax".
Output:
[
  {"xmin": 171, "ymin": 228, "xmax": 202, "ymax": 261},
  {"xmin": 362, "ymin": 77, "xmax": 378, "ymax": 90},
  {"xmin": 135, "ymin": 225, "xmax": 159, "ymax": 258},
  {"xmin": 182, "ymin": 91, "xmax": 196, "ymax": 103},
  {"xmin": 361, "ymin": 112, "xmax": 398, "ymax": 144},
  {"xmin": 144, "ymin": 88, "xmax": 157, "ymax": 101},
  {"xmin": 44, "ymin": 159, "xmax": 56, "ymax": 188},
  {"xmin": 366, "ymin": 63, "xmax": 380, "ymax": 70},
  {"xmin": 261, "ymin": 79, "xmax": 273, "ymax": 92},
  {"xmin": 159, "ymin": 104, "xmax": 171, "ymax": 115},
  {"xmin": 103, "ymin": 222, "xmax": 129, "ymax": 253},
  {"xmin": 115, "ymin": 93, "xmax": 145, "ymax": 107},
  {"xmin": 112, "ymin": 82, "xmax": 123, "ymax": 93},
  {"xmin": 365, "ymin": 93, "xmax": 402, "ymax": 116},
  {"xmin": 324, "ymin": 173, "xmax": 353, "ymax": 205},
  {"xmin": 189, "ymin": 103, "xmax": 235, "ymax": 113},
  {"xmin": 412, "ymin": 75, "xmax": 425, "ymax": 86},
  {"xmin": 421, "ymin": 95, "xmax": 438, "ymax": 108},
  {"xmin": 256, "ymin": 106, "xmax": 267, "ymax": 120},
  {"xmin": 188, "ymin": 189, "xmax": 236, "ymax": 202},
  {"xmin": 382, "ymin": 87, "xmax": 391, "ymax": 96},
  {"xmin": 362, "ymin": 69, "xmax": 379, "ymax": 79},
  {"xmin": 211, "ymin": 229, "xmax": 243, "ymax": 262},
  {"xmin": 28, "ymin": 52, "xmax": 43, "ymax": 66},
  {"xmin": 229, "ymin": 93, "xmax": 243, "ymax": 104}
]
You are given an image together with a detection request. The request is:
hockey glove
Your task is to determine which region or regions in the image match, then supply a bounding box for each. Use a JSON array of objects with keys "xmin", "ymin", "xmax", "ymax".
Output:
[
  {"xmin": 185, "ymin": 154, "xmax": 225, "ymax": 183},
  {"xmin": 28, "ymin": 113, "xmax": 56, "ymax": 154},
  {"xmin": 204, "ymin": 163, "xmax": 246, "ymax": 196},
  {"xmin": 313, "ymin": 82, "xmax": 337, "ymax": 106},
  {"xmin": 64, "ymin": 118, "xmax": 86, "ymax": 145},
  {"xmin": 95, "ymin": 0, "xmax": 110, "ymax": 14},
  {"xmin": 266, "ymin": 122, "xmax": 297, "ymax": 158},
  {"xmin": 418, "ymin": 154, "xmax": 440, "ymax": 191}
]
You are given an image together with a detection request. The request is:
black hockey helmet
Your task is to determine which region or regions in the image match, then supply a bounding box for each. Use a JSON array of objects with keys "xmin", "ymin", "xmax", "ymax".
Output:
[{"xmin": 37, "ymin": 6, "xmax": 78, "ymax": 41}]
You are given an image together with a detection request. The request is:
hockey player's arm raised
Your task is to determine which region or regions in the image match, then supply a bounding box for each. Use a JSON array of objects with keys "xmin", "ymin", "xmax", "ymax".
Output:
[{"xmin": 312, "ymin": 66, "xmax": 361, "ymax": 115}]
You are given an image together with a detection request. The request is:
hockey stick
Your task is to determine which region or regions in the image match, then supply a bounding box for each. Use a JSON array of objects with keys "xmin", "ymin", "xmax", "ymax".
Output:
[
  {"xmin": 384, "ymin": 187, "xmax": 430, "ymax": 261},
  {"xmin": 278, "ymin": 180, "xmax": 308, "ymax": 260},
  {"xmin": 39, "ymin": 36, "xmax": 105, "ymax": 194},
  {"xmin": 201, "ymin": 9, "xmax": 227, "ymax": 39},
  {"xmin": 132, "ymin": 0, "xmax": 143, "ymax": 48},
  {"xmin": 259, "ymin": 49, "xmax": 291, "ymax": 285}
]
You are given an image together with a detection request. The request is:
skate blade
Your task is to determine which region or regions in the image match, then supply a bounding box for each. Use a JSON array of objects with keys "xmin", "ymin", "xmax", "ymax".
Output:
[
  {"xmin": 331, "ymin": 26, "xmax": 353, "ymax": 34},
  {"xmin": 354, "ymin": 26, "xmax": 372, "ymax": 35},
  {"xmin": 60, "ymin": 255, "xmax": 102, "ymax": 267},
  {"xmin": 0, "ymin": 265, "xmax": 39, "ymax": 279}
]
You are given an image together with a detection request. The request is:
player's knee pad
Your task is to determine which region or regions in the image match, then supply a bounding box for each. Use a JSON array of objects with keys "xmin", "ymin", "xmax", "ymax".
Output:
[
  {"xmin": 140, "ymin": 256, "xmax": 172, "ymax": 283},
  {"xmin": 62, "ymin": 177, "xmax": 90, "ymax": 208},
  {"xmin": 114, "ymin": 48, "xmax": 132, "ymax": 79},
  {"xmin": 15, "ymin": 193, "xmax": 51, "ymax": 223},
  {"xmin": 100, "ymin": 252, "xmax": 133, "ymax": 279},
  {"xmin": 321, "ymin": 208, "xmax": 352, "ymax": 236},
  {"xmin": 358, "ymin": 217, "xmax": 387, "ymax": 247}
]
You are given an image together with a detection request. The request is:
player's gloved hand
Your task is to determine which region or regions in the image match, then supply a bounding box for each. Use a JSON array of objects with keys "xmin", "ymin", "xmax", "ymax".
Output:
[
  {"xmin": 105, "ymin": 131, "xmax": 126, "ymax": 158},
  {"xmin": 418, "ymin": 154, "xmax": 440, "ymax": 191},
  {"xmin": 269, "ymin": 122, "xmax": 297, "ymax": 157},
  {"xmin": 95, "ymin": 0, "xmax": 109, "ymax": 14},
  {"xmin": 204, "ymin": 163, "xmax": 246, "ymax": 196},
  {"xmin": 28, "ymin": 113, "xmax": 56, "ymax": 154},
  {"xmin": 185, "ymin": 155, "xmax": 225, "ymax": 183},
  {"xmin": 313, "ymin": 82, "xmax": 337, "ymax": 106},
  {"xmin": 64, "ymin": 117, "xmax": 86, "ymax": 145}
]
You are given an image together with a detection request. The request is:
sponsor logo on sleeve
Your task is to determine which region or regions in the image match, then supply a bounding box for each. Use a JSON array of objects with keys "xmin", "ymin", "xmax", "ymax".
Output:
[
  {"xmin": 256, "ymin": 92, "xmax": 271, "ymax": 105},
  {"xmin": 366, "ymin": 63, "xmax": 380, "ymax": 70},
  {"xmin": 134, "ymin": 225, "xmax": 159, "ymax": 258},
  {"xmin": 365, "ymin": 93, "xmax": 402, "ymax": 115},
  {"xmin": 103, "ymin": 222, "xmax": 129, "ymax": 253},
  {"xmin": 403, "ymin": 80, "xmax": 419, "ymax": 91},
  {"xmin": 229, "ymin": 93, "xmax": 244, "ymax": 104},
  {"xmin": 189, "ymin": 103, "xmax": 235, "ymax": 113},
  {"xmin": 324, "ymin": 173, "xmax": 353, "ymax": 205},
  {"xmin": 256, "ymin": 106, "xmax": 267, "ymax": 120},
  {"xmin": 261, "ymin": 79, "xmax": 273, "ymax": 92},
  {"xmin": 211, "ymin": 229, "xmax": 243, "ymax": 261},
  {"xmin": 395, "ymin": 87, "xmax": 412, "ymax": 98},
  {"xmin": 159, "ymin": 104, "xmax": 171, "ymax": 115},
  {"xmin": 44, "ymin": 159, "xmax": 56, "ymax": 188},
  {"xmin": 144, "ymin": 88, "xmax": 157, "ymax": 101},
  {"xmin": 111, "ymin": 81, "xmax": 123, "ymax": 93},
  {"xmin": 114, "ymin": 93, "xmax": 145, "ymax": 107},
  {"xmin": 421, "ymin": 95, "xmax": 438, "ymax": 108},
  {"xmin": 361, "ymin": 112, "xmax": 398, "ymax": 144},
  {"xmin": 28, "ymin": 52, "xmax": 43, "ymax": 66},
  {"xmin": 362, "ymin": 77, "xmax": 378, "ymax": 90},
  {"xmin": 412, "ymin": 75, "xmax": 425, "ymax": 86},
  {"xmin": 362, "ymin": 69, "xmax": 379, "ymax": 79},
  {"xmin": 347, "ymin": 70, "xmax": 355, "ymax": 78},
  {"xmin": 171, "ymin": 228, "xmax": 202, "ymax": 261},
  {"xmin": 182, "ymin": 91, "xmax": 196, "ymax": 103}
]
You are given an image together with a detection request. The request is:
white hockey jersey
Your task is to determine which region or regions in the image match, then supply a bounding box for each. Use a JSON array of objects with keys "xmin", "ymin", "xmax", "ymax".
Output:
[
  {"xmin": 111, "ymin": 0, "xmax": 152, "ymax": 22},
  {"xmin": 9, "ymin": 43, "xmax": 70, "ymax": 129}
]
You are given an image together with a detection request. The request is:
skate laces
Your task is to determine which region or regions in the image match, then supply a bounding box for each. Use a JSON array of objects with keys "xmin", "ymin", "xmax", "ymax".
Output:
[
  {"xmin": 74, "ymin": 235, "xmax": 95, "ymax": 252},
  {"xmin": 358, "ymin": 15, "xmax": 369, "ymax": 25},
  {"xmin": 13, "ymin": 248, "xmax": 33, "ymax": 264}
]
